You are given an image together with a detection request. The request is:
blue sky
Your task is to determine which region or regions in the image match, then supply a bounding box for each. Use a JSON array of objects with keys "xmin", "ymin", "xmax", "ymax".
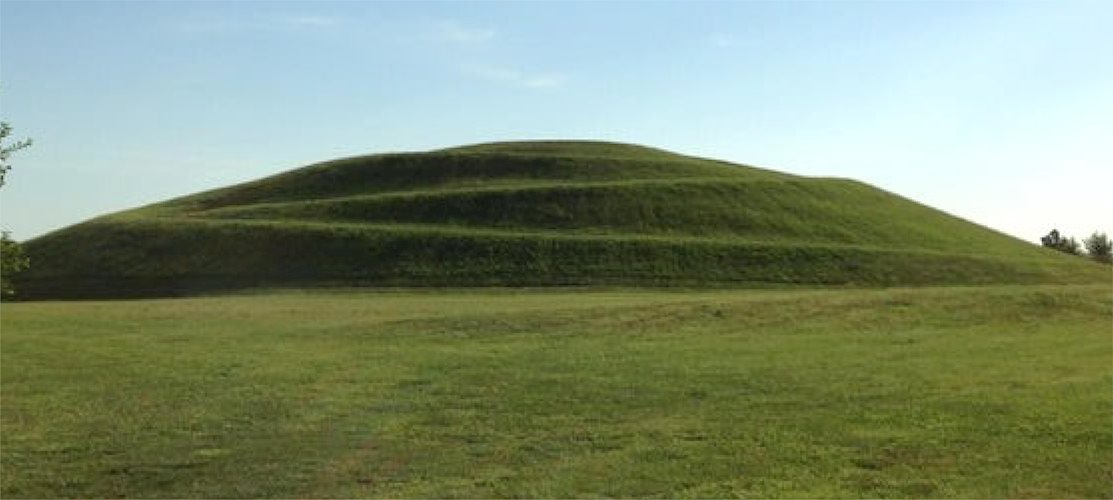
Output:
[{"xmin": 1, "ymin": 1, "xmax": 1110, "ymax": 244}]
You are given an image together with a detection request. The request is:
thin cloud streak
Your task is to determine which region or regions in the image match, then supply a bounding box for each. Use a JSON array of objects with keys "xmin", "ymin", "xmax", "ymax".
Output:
[
  {"xmin": 708, "ymin": 33, "xmax": 738, "ymax": 48},
  {"xmin": 278, "ymin": 15, "xmax": 340, "ymax": 29},
  {"xmin": 175, "ymin": 14, "xmax": 342, "ymax": 33},
  {"xmin": 464, "ymin": 64, "xmax": 567, "ymax": 89},
  {"xmin": 429, "ymin": 20, "xmax": 496, "ymax": 44}
]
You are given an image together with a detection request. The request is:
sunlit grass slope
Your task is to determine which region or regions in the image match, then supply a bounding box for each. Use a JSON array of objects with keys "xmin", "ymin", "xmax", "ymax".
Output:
[{"xmin": 18, "ymin": 141, "xmax": 1107, "ymax": 297}]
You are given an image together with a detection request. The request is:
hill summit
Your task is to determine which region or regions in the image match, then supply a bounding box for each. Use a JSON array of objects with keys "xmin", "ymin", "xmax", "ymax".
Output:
[{"xmin": 17, "ymin": 141, "xmax": 1105, "ymax": 298}]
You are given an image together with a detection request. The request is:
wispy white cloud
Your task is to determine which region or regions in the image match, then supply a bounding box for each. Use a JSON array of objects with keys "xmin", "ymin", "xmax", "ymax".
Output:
[
  {"xmin": 708, "ymin": 33, "xmax": 738, "ymax": 48},
  {"xmin": 430, "ymin": 20, "xmax": 495, "ymax": 44},
  {"xmin": 464, "ymin": 64, "xmax": 566, "ymax": 89},
  {"xmin": 174, "ymin": 16, "xmax": 238, "ymax": 33},
  {"xmin": 276, "ymin": 15, "xmax": 340, "ymax": 29},
  {"xmin": 175, "ymin": 13, "xmax": 342, "ymax": 33}
]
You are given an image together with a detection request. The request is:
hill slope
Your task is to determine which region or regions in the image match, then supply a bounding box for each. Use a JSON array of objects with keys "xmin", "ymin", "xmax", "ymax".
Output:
[{"xmin": 16, "ymin": 141, "xmax": 1107, "ymax": 298}]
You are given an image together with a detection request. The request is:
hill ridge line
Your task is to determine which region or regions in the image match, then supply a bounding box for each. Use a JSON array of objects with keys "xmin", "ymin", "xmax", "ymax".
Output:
[
  {"xmin": 169, "ymin": 176, "xmax": 830, "ymax": 215},
  {"xmin": 102, "ymin": 216, "xmax": 1066, "ymax": 263}
]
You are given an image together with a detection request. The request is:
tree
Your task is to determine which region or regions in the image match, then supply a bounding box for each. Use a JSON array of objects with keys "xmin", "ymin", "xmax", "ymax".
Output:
[
  {"xmin": 1, "ymin": 121, "xmax": 33, "ymax": 188},
  {"xmin": 1, "ymin": 117, "xmax": 32, "ymax": 299},
  {"xmin": 1040, "ymin": 229, "xmax": 1080, "ymax": 255},
  {"xmin": 1082, "ymin": 232, "xmax": 1112, "ymax": 264},
  {"xmin": 0, "ymin": 231, "xmax": 29, "ymax": 298}
]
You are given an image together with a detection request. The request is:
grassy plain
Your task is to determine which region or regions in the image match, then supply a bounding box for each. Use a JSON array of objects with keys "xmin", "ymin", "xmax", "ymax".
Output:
[{"xmin": 2, "ymin": 284, "xmax": 1110, "ymax": 497}]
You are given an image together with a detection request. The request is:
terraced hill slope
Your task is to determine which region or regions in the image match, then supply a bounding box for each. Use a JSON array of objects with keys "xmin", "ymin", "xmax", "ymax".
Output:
[{"xmin": 16, "ymin": 141, "xmax": 1107, "ymax": 298}]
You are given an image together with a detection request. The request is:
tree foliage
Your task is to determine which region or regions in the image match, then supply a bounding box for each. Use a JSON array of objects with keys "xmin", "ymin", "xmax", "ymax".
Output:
[
  {"xmin": 1040, "ymin": 229, "xmax": 1080, "ymax": 255},
  {"xmin": 1082, "ymin": 232, "xmax": 1112, "ymax": 264},
  {"xmin": 1, "ymin": 117, "xmax": 32, "ymax": 299},
  {"xmin": 1, "ymin": 231, "xmax": 29, "ymax": 298},
  {"xmin": 1, "ymin": 121, "xmax": 33, "ymax": 188}
]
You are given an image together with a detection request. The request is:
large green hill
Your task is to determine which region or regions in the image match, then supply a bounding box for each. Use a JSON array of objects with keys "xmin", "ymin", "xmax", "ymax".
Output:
[{"xmin": 16, "ymin": 141, "xmax": 1106, "ymax": 298}]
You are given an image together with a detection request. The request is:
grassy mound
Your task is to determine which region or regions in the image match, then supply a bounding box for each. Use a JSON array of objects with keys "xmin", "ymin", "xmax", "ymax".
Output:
[{"xmin": 16, "ymin": 141, "xmax": 1107, "ymax": 298}]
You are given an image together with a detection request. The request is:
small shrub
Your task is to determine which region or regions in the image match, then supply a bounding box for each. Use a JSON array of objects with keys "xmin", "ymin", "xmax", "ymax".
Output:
[
  {"xmin": 1, "ymin": 231, "xmax": 29, "ymax": 299},
  {"xmin": 1082, "ymin": 232, "xmax": 1112, "ymax": 264}
]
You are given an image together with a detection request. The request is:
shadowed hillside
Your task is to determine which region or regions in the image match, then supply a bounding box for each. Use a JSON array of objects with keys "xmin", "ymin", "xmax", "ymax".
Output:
[{"xmin": 16, "ymin": 141, "xmax": 1107, "ymax": 298}]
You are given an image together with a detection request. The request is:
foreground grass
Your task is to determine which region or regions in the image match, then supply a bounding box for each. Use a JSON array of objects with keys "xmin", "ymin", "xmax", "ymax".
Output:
[{"xmin": 2, "ymin": 285, "xmax": 1110, "ymax": 498}]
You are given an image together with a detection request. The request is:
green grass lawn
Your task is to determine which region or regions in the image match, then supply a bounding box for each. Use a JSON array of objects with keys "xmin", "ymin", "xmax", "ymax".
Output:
[{"xmin": 2, "ymin": 284, "xmax": 1111, "ymax": 498}]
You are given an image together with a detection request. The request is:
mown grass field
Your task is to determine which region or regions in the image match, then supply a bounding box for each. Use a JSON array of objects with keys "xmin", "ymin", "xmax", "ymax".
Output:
[{"xmin": 2, "ymin": 284, "xmax": 1110, "ymax": 498}]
